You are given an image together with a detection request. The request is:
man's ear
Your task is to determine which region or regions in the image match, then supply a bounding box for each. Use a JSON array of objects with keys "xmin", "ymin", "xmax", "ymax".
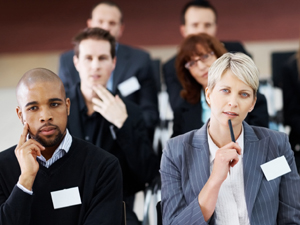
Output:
[
  {"xmin": 16, "ymin": 106, "xmax": 24, "ymax": 124},
  {"xmin": 66, "ymin": 98, "xmax": 71, "ymax": 116},
  {"xmin": 112, "ymin": 56, "xmax": 117, "ymax": 71},
  {"xmin": 73, "ymin": 55, "xmax": 79, "ymax": 72},
  {"xmin": 119, "ymin": 24, "xmax": 125, "ymax": 38},
  {"xmin": 180, "ymin": 25, "xmax": 187, "ymax": 38},
  {"xmin": 87, "ymin": 19, "xmax": 92, "ymax": 28}
]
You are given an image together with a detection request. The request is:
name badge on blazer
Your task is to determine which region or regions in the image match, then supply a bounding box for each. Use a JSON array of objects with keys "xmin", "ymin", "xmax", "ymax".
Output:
[
  {"xmin": 118, "ymin": 76, "xmax": 141, "ymax": 97},
  {"xmin": 260, "ymin": 156, "xmax": 291, "ymax": 181},
  {"xmin": 51, "ymin": 187, "xmax": 82, "ymax": 209}
]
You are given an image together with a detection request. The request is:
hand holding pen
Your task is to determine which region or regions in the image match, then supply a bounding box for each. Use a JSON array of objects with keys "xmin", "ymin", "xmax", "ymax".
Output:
[{"xmin": 210, "ymin": 119, "xmax": 241, "ymax": 183}]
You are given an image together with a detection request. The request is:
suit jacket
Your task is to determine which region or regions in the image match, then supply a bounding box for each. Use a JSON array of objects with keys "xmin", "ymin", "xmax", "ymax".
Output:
[
  {"xmin": 66, "ymin": 84, "xmax": 159, "ymax": 196},
  {"xmin": 59, "ymin": 44, "xmax": 159, "ymax": 135},
  {"xmin": 282, "ymin": 56, "xmax": 300, "ymax": 157},
  {"xmin": 163, "ymin": 41, "xmax": 251, "ymax": 112},
  {"xmin": 160, "ymin": 121, "xmax": 300, "ymax": 225},
  {"xmin": 172, "ymin": 92, "xmax": 269, "ymax": 137}
]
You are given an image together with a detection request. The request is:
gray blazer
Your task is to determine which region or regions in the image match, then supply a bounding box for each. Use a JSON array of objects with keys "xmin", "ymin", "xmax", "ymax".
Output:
[{"xmin": 160, "ymin": 121, "xmax": 300, "ymax": 225}]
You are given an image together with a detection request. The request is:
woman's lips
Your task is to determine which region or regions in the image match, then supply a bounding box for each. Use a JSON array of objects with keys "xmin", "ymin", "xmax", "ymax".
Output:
[
  {"xmin": 202, "ymin": 72, "xmax": 208, "ymax": 78},
  {"xmin": 223, "ymin": 111, "xmax": 239, "ymax": 118}
]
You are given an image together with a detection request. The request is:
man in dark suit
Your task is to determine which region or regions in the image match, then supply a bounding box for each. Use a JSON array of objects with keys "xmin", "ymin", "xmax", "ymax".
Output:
[
  {"xmin": 59, "ymin": 1, "xmax": 159, "ymax": 139},
  {"xmin": 66, "ymin": 27, "xmax": 159, "ymax": 225},
  {"xmin": 163, "ymin": 0, "xmax": 255, "ymax": 112}
]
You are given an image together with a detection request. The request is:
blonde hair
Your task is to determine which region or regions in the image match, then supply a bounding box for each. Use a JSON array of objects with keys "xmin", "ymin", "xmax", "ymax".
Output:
[{"xmin": 207, "ymin": 52, "xmax": 259, "ymax": 96}]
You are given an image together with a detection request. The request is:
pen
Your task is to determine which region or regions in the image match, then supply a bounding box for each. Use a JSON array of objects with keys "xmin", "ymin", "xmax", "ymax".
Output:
[{"xmin": 228, "ymin": 119, "xmax": 235, "ymax": 143}]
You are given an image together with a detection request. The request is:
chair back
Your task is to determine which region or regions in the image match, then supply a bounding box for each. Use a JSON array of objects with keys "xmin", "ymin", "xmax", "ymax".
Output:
[
  {"xmin": 271, "ymin": 51, "xmax": 296, "ymax": 88},
  {"xmin": 156, "ymin": 201, "xmax": 162, "ymax": 225},
  {"xmin": 122, "ymin": 201, "xmax": 127, "ymax": 225}
]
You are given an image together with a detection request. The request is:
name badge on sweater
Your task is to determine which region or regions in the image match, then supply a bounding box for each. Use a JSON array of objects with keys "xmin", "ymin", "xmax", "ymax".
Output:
[
  {"xmin": 51, "ymin": 187, "xmax": 82, "ymax": 209},
  {"xmin": 260, "ymin": 156, "xmax": 291, "ymax": 181},
  {"xmin": 118, "ymin": 76, "xmax": 140, "ymax": 97}
]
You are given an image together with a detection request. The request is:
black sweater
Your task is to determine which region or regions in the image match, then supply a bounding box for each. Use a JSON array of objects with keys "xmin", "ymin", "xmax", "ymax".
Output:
[{"xmin": 0, "ymin": 137, "xmax": 123, "ymax": 225}]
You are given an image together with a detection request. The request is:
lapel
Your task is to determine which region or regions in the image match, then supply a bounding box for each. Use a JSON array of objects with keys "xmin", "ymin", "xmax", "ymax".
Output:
[
  {"xmin": 242, "ymin": 122, "xmax": 270, "ymax": 219},
  {"xmin": 112, "ymin": 44, "xmax": 130, "ymax": 93},
  {"xmin": 186, "ymin": 122, "xmax": 211, "ymax": 196}
]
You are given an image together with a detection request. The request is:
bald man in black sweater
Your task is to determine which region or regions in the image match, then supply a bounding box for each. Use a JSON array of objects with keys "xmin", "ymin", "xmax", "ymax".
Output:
[{"xmin": 0, "ymin": 68, "xmax": 122, "ymax": 225}]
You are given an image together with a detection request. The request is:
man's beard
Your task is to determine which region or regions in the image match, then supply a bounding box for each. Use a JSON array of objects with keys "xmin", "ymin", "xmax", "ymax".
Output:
[{"xmin": 29, "ymin": 124, "xmax": 64, "ymax": 147}]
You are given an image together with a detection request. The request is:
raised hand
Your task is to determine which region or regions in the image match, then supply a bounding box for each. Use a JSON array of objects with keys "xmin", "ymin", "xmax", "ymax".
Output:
[
  {"xmin": 15, "ymin": 123, "xmax": 45, "ymax": 191},
  {"xmin": 210, "ymin": 142, "xmax": 241, "ymax": 185},
  {"xmin": 92, "ymin": 85, "xmax": 128, "ymax": 129}
]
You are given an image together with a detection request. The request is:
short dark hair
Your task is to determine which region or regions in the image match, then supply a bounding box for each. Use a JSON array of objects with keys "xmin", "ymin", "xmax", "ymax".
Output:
[
  {"xmin": 181, "ymin": 0, "xmax": 218, "ymax": 25},
  {"xmin": 73, "ymin": 27, "xmax": 116, "ymax": 58},
  {"xmin": 90, "ymin": 1, "xmax": 124, "ymax": 23},
  {"xmin": 176, "ymin": 33, "xmax": 227, "ymax": 104}
]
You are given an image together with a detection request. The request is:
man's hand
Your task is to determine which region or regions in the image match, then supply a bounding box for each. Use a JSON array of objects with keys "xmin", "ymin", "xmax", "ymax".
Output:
[
  {"xmin": 15, "ymin": 123, "xmax": 45, "ymax": 191},
  {"xmin": 92, "ymin": 85, "xmax": 128, "ymax": 129},
  {"xmin": 210, "ymin": 142, "xmax": 241, "ymax": 185}
]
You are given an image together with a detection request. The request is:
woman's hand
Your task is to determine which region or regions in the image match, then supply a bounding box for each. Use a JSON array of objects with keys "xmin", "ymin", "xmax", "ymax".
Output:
[{"xmin": 210, "ymin": 142, "xmax": 241, "ymax": 185}]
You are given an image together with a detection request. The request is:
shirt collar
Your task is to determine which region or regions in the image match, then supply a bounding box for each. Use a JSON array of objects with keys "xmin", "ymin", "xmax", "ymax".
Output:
[{"xmin": 208, "ymin": 124, "xmax": 244, "ymax": 163}]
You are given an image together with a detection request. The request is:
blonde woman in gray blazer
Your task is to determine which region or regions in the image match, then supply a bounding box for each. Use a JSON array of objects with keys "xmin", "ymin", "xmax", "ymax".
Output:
[{"xmin": 160, "ymin": 53, "xmax": 300, "ymax": 225}]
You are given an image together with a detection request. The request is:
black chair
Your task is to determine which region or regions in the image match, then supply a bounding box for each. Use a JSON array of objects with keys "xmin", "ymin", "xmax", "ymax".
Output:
[
  {"xmin": 271, "ymin": 51, "xmax": 296, "ymax": 88},
  {"xmin": 151, "ymin": 59, "xmax": 162, "ymax": 93},
  {"xmin": 156, "ymin": 201, "xmax": 162, "ymax": 225},
  {"xmin": 122, "ymin": 201, "xmax": 127, "ymax": 225}
]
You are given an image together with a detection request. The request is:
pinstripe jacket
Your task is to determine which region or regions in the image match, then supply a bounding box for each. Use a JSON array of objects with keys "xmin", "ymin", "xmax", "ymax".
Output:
[{"xmin": 160, "ymin": 121, "xmax": 300, "ymax": 225}]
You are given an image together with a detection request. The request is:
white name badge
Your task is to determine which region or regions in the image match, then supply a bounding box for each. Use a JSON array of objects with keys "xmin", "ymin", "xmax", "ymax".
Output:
[
  {"xmin": 118, "ymin": 76, "xmax": 141, "ymax": 97},
  {"xmin": 260, "ymin": 156, "xmax": 291, "ymax": 181},
  {"xmin": 51, "ymin": 187, "xmax": 82, "ymax": 209}
]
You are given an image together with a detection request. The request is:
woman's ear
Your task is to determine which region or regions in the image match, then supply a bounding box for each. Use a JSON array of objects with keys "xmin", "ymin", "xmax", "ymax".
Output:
[
  {"xmin": 205, "ymin": 87, "xmax": 211, "ymax": 105},
  {"xmin": 249, "ymin": 96, "xmax": 257, "ymax": 112}
]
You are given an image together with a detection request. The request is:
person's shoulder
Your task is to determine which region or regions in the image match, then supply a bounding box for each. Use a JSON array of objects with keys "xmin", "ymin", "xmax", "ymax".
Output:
[
  {"xmin": 163, "ymin": 54, "xmax": 177, "ymax": 68},
  {"xmin": 60, "ymin": 49, "xmax": 74, "ymax": 59},
  {"xmin": 249, "ymin": 125, "xmax": 287, "ymax": 141},
  {"xmin": 167, "ymin": 129, "xmax": 201, "ymax": 149},
  {"xmin": 0, "ymin": 145, "xmax": 17, "ymax": 165},
  {"xmin": 118, "ymin": 43, "xmax": 150, "ymax": 57}
]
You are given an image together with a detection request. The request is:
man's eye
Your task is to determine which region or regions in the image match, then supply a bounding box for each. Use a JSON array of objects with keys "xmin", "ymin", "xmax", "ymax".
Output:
[
  {"xmin": 99, "ymin": 56, "xmax": 108, "ymax": 61},
  {"xmin": 51, "ymin": 103, "xmax": 59, "ymax": 107},
  {"xmin": 29, "ymin": 106, "xmax": 37, "ymax": 111}
]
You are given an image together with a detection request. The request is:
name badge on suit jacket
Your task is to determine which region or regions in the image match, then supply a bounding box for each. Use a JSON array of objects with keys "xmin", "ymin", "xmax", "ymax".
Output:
[
  {"xmin": 260, "ymin": 156, "xmax": 291, "ymax": 181},
  {"xmin": 118, "ymin": 76, "xmax": 141, "ymax": 97},
  {"xmin": 51, "ymin": 187, "xmax": 82, "ymax": 209}
]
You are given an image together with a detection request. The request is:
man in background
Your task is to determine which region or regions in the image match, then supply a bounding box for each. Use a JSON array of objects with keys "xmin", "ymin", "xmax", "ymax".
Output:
[
  {"xmin": 163, "ymin": 0, "xmax": 252, "ymax": 112},
  {"xmin": 67, "ymin": 27, "xmax": 159, "ymax": 225},
  {"xmin": 59, "ymin": 1, "xmax": 159, "ymax": 140}
]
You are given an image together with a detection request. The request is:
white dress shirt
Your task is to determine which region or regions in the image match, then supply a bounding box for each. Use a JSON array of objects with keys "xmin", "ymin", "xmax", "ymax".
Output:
[{"xmin": 207, "ymin": 125, "xmax": 250, "ymax": 225}]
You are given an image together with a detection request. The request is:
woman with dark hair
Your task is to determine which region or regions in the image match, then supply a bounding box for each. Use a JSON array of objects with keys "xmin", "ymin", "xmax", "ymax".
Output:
[{"xmin": 172, "ymin": 33, "xmax": 269, "ymax": 137}]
